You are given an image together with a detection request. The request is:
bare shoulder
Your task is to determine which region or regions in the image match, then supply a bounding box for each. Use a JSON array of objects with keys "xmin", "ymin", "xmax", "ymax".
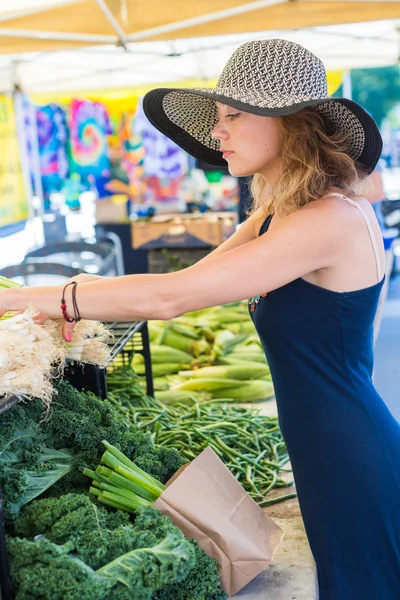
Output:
[
  {"xmin": 271, "ymin": 195, "xmax": 350, "ymax": 239},
  {"xmin": 282, "ymin": 193, "xmax": 377, "ymax": 237},
  {"xmin": 310, "ymin": 193, "xmax": 381, "ymax": 233}
]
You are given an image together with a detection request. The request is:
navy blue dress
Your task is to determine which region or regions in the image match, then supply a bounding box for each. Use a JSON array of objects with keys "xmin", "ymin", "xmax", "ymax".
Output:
[{"xmin": 250, "ymin": 213, "xmax": 400, "ymax": 599}]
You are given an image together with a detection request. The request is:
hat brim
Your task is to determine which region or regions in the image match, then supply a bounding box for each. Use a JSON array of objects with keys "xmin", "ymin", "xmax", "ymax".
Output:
[{"xmin": 143, "ymin": 88, "xmax": 382, "ymax": 175}]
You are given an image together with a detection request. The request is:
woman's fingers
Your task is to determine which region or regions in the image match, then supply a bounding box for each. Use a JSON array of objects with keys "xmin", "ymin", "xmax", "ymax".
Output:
[
  {"xmin": 62, "ymin": 320, "xmax": 76, "ymax": 342},
  {"xmin": 33, "ymin": 313, "xmax": 49, "ymax": 325},
  {"xmin": 0, "ymin": 290, "xmax": 10, "ymax": 317}
]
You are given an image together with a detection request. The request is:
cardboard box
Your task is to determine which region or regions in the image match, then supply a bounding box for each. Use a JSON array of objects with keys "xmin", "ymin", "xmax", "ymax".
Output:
[
  {"xmin": 131, "ymin": 212, "xmax": 238, "ymax": 249},
  {"xmin": 96, "ymin": 195, "xmax": 129, "ymax": 224}
]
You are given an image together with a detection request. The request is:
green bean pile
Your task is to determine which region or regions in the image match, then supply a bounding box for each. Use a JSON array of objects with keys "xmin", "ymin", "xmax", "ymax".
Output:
[{"xmin": 107, "ymin": 368, "xmax": 296, "ymax": 507}]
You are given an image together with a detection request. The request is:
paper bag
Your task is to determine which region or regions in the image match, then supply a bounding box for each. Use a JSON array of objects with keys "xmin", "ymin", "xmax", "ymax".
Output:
[{"xmin": 153, "ymin": 446, "xmax": 284, "ymax": 596}]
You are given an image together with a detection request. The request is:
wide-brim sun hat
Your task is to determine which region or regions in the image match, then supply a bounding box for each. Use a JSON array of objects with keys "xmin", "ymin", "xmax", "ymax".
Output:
[{"xmin": 143, "ymin": 39, "xmax": 382, "ymax": 175}]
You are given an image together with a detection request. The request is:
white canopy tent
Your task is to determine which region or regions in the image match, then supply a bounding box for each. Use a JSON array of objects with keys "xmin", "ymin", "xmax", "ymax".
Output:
[
  {"xmin": 0, "ymin": 0, "xmax": 398, "ymax": 94},
  {"xmin": 0, "ymin": 19, "xmax": 398, "ymax": 95},
  {"xmin": 0, "ymin": 1, "xmax": 398, "ymax": 250}
]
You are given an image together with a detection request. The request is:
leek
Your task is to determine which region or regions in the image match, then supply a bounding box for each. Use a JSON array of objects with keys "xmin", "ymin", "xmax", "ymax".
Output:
[{"xmin": 84, "ymin": 440, "xmax": 166, "ymax": 513}]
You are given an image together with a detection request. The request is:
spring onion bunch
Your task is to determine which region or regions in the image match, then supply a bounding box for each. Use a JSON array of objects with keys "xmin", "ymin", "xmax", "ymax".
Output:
[
  {"xmin": 84, "ymin": 440, "xmax": 166, "ymax": 513},
  {"xmin": 0, "ymin": 308, "xmax": 64, "ymax": 406},
  {"xmin": 0, "ymin": 274, "xmax": 112, "ymax": 400},
  {"xmin": 56, "ymin": 320, "xmax": 112, "ymax": 367}
]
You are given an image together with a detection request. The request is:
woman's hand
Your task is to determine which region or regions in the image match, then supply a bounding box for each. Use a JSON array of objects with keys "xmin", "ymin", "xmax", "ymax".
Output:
[
  {"xmin": 0, "ymin": 287, "xmax": 50, "ymax": 328},
  {"xmin": 60, "ymin": 275, "xmax": 105, "ymax": 341},
  {"xmin": 0, "ymin": 288, "xmax": 12, "ymax": 318},
  {"xmin": 0, "ymin": 285, "xmax": 76, "ymax": 342},
  {"xmin": 62, "ymin": 274, "xmax": 104, "ymax": 341}
]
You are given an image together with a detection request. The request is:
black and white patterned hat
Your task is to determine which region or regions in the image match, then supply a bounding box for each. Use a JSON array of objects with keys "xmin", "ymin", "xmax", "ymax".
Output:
[{"xmin": 143, "ymin": 39, "xmax": 382, "ymax": 175}]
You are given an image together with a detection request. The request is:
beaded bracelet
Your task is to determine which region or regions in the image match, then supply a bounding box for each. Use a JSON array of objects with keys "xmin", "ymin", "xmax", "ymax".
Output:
[{"xmin": 61, "ymin": 281, "xmax": 81, "ymax": 323}]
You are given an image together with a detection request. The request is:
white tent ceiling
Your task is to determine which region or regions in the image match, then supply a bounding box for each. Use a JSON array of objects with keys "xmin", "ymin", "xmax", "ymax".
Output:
[
  {"xmin": 0, "ymin": 1, "xmax": 398, "ymax": 94},
  {"xmin": 0, "ymin": 19, "xmax": 397, "ymax": 96}
]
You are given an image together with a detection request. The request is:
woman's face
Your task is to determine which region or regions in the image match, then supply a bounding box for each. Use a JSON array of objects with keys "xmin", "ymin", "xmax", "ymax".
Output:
[{"xmin": 211, "ymin": 102, "xmax": 283, "ymax": 180}]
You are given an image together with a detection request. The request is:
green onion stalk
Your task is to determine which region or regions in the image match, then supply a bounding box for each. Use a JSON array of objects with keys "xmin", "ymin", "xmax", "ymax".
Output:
[{"xmin": 84, "ymin": 440, "xmax": 166, "ymax": 513}]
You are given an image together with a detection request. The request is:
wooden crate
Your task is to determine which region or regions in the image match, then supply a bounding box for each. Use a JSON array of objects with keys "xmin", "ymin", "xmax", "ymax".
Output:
[{"xmin": 148, "ymin": 247, "xmax": 213, "ymax": 273}]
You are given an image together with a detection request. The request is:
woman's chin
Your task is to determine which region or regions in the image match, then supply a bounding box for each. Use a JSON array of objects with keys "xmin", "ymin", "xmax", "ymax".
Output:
[{"xmin": 226, "ymin": 163, "xmax": 255, "ymax": 178}]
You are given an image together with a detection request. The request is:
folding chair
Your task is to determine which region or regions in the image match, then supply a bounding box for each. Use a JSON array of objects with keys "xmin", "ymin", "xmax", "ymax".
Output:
[
  {"xmin": 0, "ymin": 262, "xmax": 83, "ymax": 287},
  {"xmin": 24, "ymin": 240, "xmax": 120, "ymax": 277}
]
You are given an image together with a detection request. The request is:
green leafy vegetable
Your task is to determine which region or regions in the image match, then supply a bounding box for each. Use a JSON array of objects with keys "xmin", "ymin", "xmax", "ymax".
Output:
[
  {"xmin": 8, "ymin": 537, "xmax": 113, "ymax": 600},
  {"xmin": 9, "ymin": 504, "xmax": 195, "ymax": 600},
  {"xmin": 98, "ymin": 531, "xmax": 192, "ymax": 592},
  {"xmin": 0, "ymin": 415, "xmax": 74, "ymax": 518},
  {"xmin": 10, "ymin": 496, "xmax": 227, "ymax": 599},
  {"xmin": 0, "ymin": 380, "xmax": 185, "ymax": 518},
  {"xmin": 154, "ymin": 540, "xmax": 227, "ymax": 600}
]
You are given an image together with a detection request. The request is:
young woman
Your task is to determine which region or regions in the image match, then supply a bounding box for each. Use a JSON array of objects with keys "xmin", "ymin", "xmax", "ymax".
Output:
[{"xmin": 2, "ymin": 39, "xmax": 399, "ymax": 599}]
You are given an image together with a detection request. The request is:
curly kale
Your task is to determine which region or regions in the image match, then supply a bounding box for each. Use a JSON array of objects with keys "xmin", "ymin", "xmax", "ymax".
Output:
[
  {"xmin": 13, "ymin": 493, "xmax": 135, "ymax": 569},
  {"xmin": 41, "ymin": 380, "xmax": 185, "ymax": 494},
  {"xmin": 154, "ymin": 540, "xmax": 227, "ymax": 600},
  {"xmin": 40, "ymin": 380, "xmax": 154, "ymax": 494},
  {"xmin": 9, "ymin": 506, "xmax": 196, "ymax": 600},
  {"xmin": 8, "ymin": 537, "xmax": 113, "ymax": 600},
  {"xmin": 133, "ymin": 511, "xmax": 227, "ymax": 600},
  {"xmin": 13, "ymin": 493, "xmax": 129, "ymax": 541},
  {"xmin": 98, "ymin": 528, "xmax": 193, "ymax": 596},
  {"xmin": 1, "ymin": 381, "xmax": 185, "ymax": 518},
  {"xmin": 11, "ymin": 496, "xmax": 226, "ymax": 599},
  {"xmin": 139, "ymin": 446, "xmax": 186, "ymax": 483},
  {"xmin": 0, "ymin": 408, "xmax": 74, "ymax": 519}
]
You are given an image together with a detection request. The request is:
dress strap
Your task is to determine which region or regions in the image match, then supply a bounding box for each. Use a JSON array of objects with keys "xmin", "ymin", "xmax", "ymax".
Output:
[
  {"xmin": 327, "ymin": 192, "xmax": 383, "ymax": 282},
  {"xmin": 259, "ymin": 214, "xmax": 273, "ymax": 236}
]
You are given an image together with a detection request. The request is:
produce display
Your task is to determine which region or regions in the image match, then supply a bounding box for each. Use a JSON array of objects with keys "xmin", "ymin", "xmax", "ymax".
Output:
[
  {"xmin": 0, "ymin": 380, "xmax": 184, "ymax": 520},
  {"xmin": 2, "ymin": 381, "xmax": 226, "ymax": 599},
  {"xmin": 0, "ymin": 293, "xmax": 293, "ymax": 599},
  {"xmin": 133, "ymin": 302, "xmax": 275, "ymax": 404},
  {"xmin": 107, "ymin": 367, "xmax": 294, "ymax": 507}
]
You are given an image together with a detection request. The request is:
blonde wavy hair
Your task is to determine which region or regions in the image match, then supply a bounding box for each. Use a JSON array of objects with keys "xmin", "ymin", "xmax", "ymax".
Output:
[{"xmin": 248, "ymin": 107, "xmax": 369, "ymax": 218}]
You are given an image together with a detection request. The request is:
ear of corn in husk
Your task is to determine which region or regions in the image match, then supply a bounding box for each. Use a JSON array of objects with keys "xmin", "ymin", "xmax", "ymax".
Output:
[
  {"xmin": 222, "ymin": 352, "xmax": 267, "ymax": 364},
  {"xmin": 136, "ymin": 362, "xmax": 190, "ymax": 377},
  {"xmin": 170, "ymin": 377, "xmax": 273, "ymax": 402},
  {"xmin": 137, "ymin": 301, "xmax": 274, "ymax": 406},
  {"xmin": 178, "ymin": 364, "xmax": 271, "ymax": 380}
]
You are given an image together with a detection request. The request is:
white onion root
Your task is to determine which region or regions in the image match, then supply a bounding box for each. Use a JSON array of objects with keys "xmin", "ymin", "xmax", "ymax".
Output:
[
  {"xmin": 0, "ymin": 309, "xmax": 64, "ymax": 407},
  {"xmin": 48, "ymin": 318, "xmax": 112, "ymax": 368}
]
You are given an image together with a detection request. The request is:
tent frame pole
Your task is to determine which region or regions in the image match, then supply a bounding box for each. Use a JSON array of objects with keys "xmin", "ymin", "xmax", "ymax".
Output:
[
  {"xmin": 127, "ymin": 0, "xmax": 287, "ymax": 42},
  {"xmin": 94, "ymin": 0, "xmax": 128, "ymax": 47},
  {"xmin": 0, "ymin": 28, "xmax": 116, "ymax": 43},
  {"xmin": 0, "ymin": 0, "xmax": 82, "ymax": 23}
]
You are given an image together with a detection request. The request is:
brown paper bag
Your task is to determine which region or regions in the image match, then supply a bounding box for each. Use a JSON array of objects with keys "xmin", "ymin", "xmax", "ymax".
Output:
[{"xmin": 153, "ymin": 446, "xmax": 284, "ymax": 596}]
